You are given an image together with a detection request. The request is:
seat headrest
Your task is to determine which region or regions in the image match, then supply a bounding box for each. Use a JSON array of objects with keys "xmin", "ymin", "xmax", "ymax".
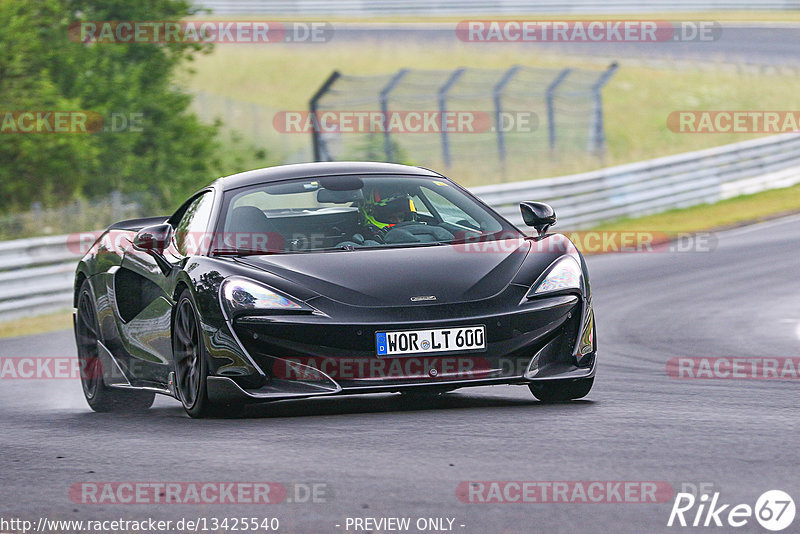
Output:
[
  {"xmin": 317, "ymin": 188, "xmax": 364, "ymax": 204},
  {"xmin": 226, "ymin": 206, "xmax": 284, "ymax": 252}
]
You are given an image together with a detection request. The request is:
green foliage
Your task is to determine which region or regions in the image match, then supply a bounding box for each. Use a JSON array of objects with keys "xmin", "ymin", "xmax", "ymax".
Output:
[{"xmin": 0, "ymin": 0, "xmax": 220, "ymax": 214}]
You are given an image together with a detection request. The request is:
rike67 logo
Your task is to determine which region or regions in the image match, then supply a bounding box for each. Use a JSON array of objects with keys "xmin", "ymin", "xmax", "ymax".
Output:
[{"xmin": 668, "ymin": 490, "xmax": 795, "ymax": 531}]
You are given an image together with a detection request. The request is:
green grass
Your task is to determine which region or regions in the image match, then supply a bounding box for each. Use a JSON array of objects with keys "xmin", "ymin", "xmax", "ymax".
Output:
[
  {"xmin": 0, "ymin": 311, "xmax": 73, "ymax": 339},
  {"xmin": 179, "ymin": 40, "xmax": 800, "ymax": 186},
  {"xmin": 588, "ymin": 182, "xmax": 800, "ymax": 233}
]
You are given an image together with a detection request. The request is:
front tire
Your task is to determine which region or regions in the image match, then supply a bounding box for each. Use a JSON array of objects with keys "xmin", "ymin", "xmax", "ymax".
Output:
[
  {"xmin": 528, "ymin": 377, "xmax": 594, "ymax": 402},
  {"xmin": 173, "ymin": 289, "xmax": 224, "ymax": 418},
  {"xmin": 75, "ymin": 281, "xmax": 155, "ymax": 412}
]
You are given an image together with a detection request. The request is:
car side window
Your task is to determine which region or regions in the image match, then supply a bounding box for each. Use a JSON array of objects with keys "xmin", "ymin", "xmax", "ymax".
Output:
[
  {"xmin": 174, "ymin": 192, "xmax": 214, "ymax": 255},
  {"xmin": 409, "ymin": 194, "xmax": 433, "ymax": 217}
]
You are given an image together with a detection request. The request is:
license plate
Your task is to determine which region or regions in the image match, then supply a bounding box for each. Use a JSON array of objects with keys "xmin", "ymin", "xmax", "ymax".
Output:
[{"xmin": 376, "ymin": 326, "xmax": 486, "ymax": 356}]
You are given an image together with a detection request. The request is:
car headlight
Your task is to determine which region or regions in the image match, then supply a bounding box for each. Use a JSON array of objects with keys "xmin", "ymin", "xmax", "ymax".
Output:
[
  {"xmin": 529, "ymin": 256, "xmax": 582, "ymax": 296},
  {"xmin": 220, "ymin": 277, "xmax": 305, "ymax": 317}
]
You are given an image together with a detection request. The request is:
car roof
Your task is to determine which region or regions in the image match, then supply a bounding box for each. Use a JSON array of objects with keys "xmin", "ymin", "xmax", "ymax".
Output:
[{"xmin": 212, "ymin": 161, "xmax": 444, "ymax": 191}]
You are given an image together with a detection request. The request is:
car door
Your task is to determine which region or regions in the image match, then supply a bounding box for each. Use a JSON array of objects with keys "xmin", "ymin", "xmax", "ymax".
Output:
[{"xmin": 112, "ymin": 191, "xmax": 215, "ymax": 386}]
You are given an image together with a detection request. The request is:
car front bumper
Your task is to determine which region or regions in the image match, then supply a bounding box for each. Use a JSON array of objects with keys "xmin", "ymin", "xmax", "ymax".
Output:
[{"xmin": 205, "ymin": 292, "xmax": 596, "ymax": 404}]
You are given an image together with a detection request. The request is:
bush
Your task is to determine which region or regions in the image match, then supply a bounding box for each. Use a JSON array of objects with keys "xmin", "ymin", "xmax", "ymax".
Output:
[{"xmin": 0, "ymin": 0, "xmax": 220, "ymax": 214}]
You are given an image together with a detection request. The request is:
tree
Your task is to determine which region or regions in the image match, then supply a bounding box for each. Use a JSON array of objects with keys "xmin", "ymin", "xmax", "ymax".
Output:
[
  {"xmin": 0, "ymin": 0, "xmax": 220, "ymax": 213},
  {"xmin": 0, "ymin": 0, "xmax": 100, "ymax": 209}
]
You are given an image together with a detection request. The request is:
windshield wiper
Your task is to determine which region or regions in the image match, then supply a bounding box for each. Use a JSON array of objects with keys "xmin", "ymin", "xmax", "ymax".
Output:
[{"xmin": 209, "ymin": 248, "xmax": 282, "ymax": 257}]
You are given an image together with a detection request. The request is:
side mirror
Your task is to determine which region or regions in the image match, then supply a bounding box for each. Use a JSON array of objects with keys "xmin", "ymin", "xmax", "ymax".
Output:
[
  {"xmin": 133, "ymin": 223, "xmax": 172, "ymax": 255},
  {"xmin": 520, "ymin": 202, "xmax": 556, "ymax": 237}
]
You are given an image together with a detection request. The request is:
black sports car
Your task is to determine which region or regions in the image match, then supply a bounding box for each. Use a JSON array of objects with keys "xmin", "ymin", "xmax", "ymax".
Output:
[{"xmin": 74, "ymin": 162, "xmax": 596, "ymax": 417}]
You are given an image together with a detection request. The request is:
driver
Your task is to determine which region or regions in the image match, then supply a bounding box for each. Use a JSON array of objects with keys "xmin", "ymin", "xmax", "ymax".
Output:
[
  {"xmin": 361, "ymin": 192, "xmax": 417, "ymax": 236},
  {"xmin": 344, "ymin": 188, "xmax": 453, "ymax": 246}
]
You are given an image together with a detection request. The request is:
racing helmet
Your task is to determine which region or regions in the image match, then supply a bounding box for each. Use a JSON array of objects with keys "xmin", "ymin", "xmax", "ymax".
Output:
[{"xmin": 362, "ymin": 190, "xmax": 417, "ymax": 230}]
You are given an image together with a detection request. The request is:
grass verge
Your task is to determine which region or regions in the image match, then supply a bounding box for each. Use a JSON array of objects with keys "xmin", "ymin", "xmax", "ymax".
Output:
[
  {"xmin": 0, "ymin": 311, "xmax": 73, "ymax": 339},
  {"xmin": 587, "ymin": 182, "xmax": 800, "ymax": 234},
  {"xmin": 180, "ymin": 40, "xmax": 800, "ymax": 185}
]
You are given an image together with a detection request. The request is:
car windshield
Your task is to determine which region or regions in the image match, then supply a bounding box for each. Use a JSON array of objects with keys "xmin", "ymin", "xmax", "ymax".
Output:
[{"xmin": 212, "ymin": 174, "xmax": 521, "ymax": 254}]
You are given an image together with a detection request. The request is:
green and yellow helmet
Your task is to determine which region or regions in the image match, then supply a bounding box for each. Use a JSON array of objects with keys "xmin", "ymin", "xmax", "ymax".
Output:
[{"xmin": 362, "ymin": 190, "xmax": 417, "ymax": 230}]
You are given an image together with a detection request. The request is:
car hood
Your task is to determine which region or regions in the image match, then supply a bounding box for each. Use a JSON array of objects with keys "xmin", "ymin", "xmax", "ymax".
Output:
[{"xmin": 235, "ymin": 239, "xmax": 532, "ymax": 307}]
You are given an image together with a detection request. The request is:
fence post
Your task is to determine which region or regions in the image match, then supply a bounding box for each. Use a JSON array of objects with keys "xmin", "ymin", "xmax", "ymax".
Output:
[
  {"xmin": 309, "ymin": 70, "xmax": 341, "ymax": 162},
  {"xmin": 438, "ymin": 67, "xmax": 466, "ymax": 168},
  {"xmin": 546, "ymin": 68, "xmax": 572, "ymax": 157},
  {"xmin": 493, "ymin": 65, "xmax": 520, "ymax": 181},
  {"xmin": 379, "ymin": 69, "xmax": 409, "ymax": 162},
  {"xmin": 589, "ymin": 62, "xmax": 619, "ymax": 159}
]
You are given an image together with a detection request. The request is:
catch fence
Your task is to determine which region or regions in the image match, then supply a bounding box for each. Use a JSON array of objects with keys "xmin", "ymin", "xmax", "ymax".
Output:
[{"xmin": 309, "ymin": 64, "xmax": 618, "ymax": 177}]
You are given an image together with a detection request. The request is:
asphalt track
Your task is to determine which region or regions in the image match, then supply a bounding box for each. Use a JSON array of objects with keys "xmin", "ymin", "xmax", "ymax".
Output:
[
  {"xmin": 334, "ymin": 23, "xmax": 800, "ymax": 67},
  {"xmin": 0, "ymin": 215, "xmax": 798, "ymax": 533}
]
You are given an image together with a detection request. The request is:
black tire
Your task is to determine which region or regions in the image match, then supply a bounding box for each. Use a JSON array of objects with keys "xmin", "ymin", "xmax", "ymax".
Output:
[
  {"xmin": 173, "ymin": 289, "xmax": 219, "ymax": 418},
  {"xmin": 528, "ymin": 377, "xmax": 594, "ymax": 402},
  {"xmin": 75, "ymin": 281, "xmax": 155, "ymax": 412}
]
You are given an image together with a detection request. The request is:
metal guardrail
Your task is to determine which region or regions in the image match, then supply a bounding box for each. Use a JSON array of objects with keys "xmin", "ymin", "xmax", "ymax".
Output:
[
  {"xmin": 196, "ymin": 0, "xmax": 800, "ymax": 15},
  {"xmin": 2, "ymin": 132, "xmax": 800, "ymax": 321},
  {"xmin": 474, "ymin": 133, "xmax": 800, "ymax": 228},
  {"xmin": 0, "ymin": 234, "xmax": 79, "ymax": 320}
]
